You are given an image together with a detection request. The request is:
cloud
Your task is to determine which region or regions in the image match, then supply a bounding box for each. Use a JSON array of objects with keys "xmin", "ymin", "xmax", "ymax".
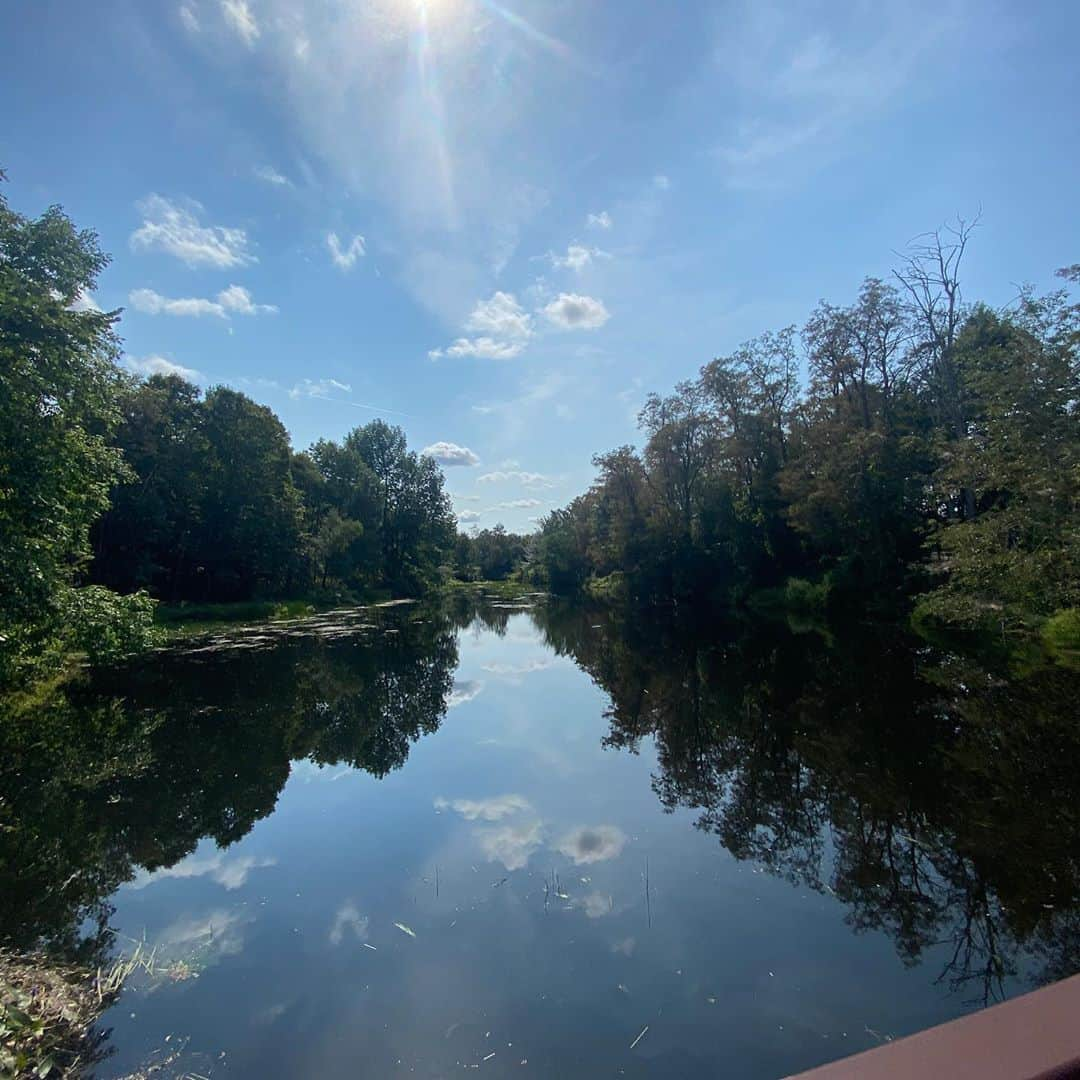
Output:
[
  {"xmin": 556, "ymin": 825, "xmax": 627, "ymax": 865},
  {"xmin": 713, "ymin": 3, "xmax": 959, "ymax": 188},
  {"xmin": 430, "ymin": 291, "xmax": 534, "ymax": 361},
  {"xmin": 254, "ymin": 164, "xmax": 292, "ymax": 186},
  {"xmin": 69, "ymin": 290, "xmax": 101, "ymax": 313},
  {"xmin": 477, "ymin": 470, "xmax": 553, "ymax": 488},
  {"xmin": 125, "ymin": 354, "xmax": 202, "ymax": 381},
  {"xmin": 289, "ymin": 378, "xmax": 352, "ymax": 399},
  {"xmin": 130, "ymin": 194, "xmax": 255, "ymax": 269},
  {"xmin": 447, "ymin": 679, "xmax": 484, "ymax": 707},
  {"xmin": 578, "ymin": 891, "xmax": 615, "ymax": 919},
  {"xmin": 159, "ymin": 907, "xmax": 251, "ymax": 962},
  {"xmin": 477, "ymin": 820, "xmax": 544, "ymax": 871},
  {"xmin": 550, "ymin": 244, "xmax": 607, "ymax": 272},
  {"xmin": 327, "ymin": 231, "xmax": 366, "ymax": 270},
  {"xmin": 653, "ymin": 173, "xmax": 671, "ymax": 190},
  {"xmin": 129, "ymin": 284, "xmax": 276, "ymax": 319},
  {"xmin": 434, "ymin": 794, "xmax": 531, "ymax": 821},
  {"xmin": 481, "ymin": 658, "xmax": 555, "ymax": 677},
  {"xmin": 430, "ymin": 337, "xmax": 526, "ymax": 361},
  {"xmin": 178, "ymin": 3, "xmax": 199, "ymax": 32},
  {"xmin": 221, "ymin": 0, "xmax": 259, "ymax": 46},
  {"xmin": 457, "ymin": 510, "xmax": 483, "ymax": 524},
  {"xmin": 328, "ymin": 902, "xmax": 369, "ymax": 946},
  {"xmin": 126, "ymin": 848, "xmax": 276, "ymax": 891},
  {"xmin": 422, "ymin": 441, "xmax": 480, "ymax": 467},
  {"xmin": 587, "ymin": 210, "xmax": 613, "ymax": 230},
  {"xmin": 541, "ymin": 293, "xmax": 611, "ymax": 330},
  {"xmin": 491, "ymin": 498, "xmax": 543, "ymax": 510},
  {"xmin": 467, "ymin": 291, "xmax": 533, "ymax": 339}
]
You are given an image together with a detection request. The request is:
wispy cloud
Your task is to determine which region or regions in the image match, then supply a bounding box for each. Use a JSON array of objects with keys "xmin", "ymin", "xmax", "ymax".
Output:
[
  {"xmin": 129, "ymin": 284, "xmax": 276, "ymax": 318},
  {"xmin": 221, "ymin": 0, "xmax": 259, "ymax": 47},
  {"xmin": 587, "ymin": 210, "xmax": 613, "ymax": 230},
  {"xmin": 178, "ymin": 3, "xmax": 200, "ymax": 32},
  {"xmin": 326, "ymin": 231, "xmax": 366, "ymax": 270},
  {"xmin": 126, "ymin": 847, "xmax": 276, "ymax": 891},
  {"xmin": 328, "ymin": 902, "xmax": 369, "ymax": 946},
  {"xmin": 476, "ymin": 470, "xmax": 553, "ymax": 488},
  {"xmin": 490, "ymin": 498, "xmax": 543, "ymax": 510},
  {"xmin": 254, "ymin": 164, "xmax": 292, "ymax": 187},
  {"xmin": 289, "ymin": 377, "xmax": 351, "ymax": 399},
  {"xmin": 447, "ymin": 680, "xmax": 485, "ymax": 707},
  {"xmin": 713, "ymin": 1, "xmax": 960, "ymax": 188},
  {"xmin": 422, "ymin": 441, "xmax": 480, "ymax": 467},
  {"xmin": 130, "ymin": 194, "xmax": 255, "ymax": 269},
  {"xmin": 434, "ymin": 794, "xmax": 532, "ymax": 821},
  {"xmin": 549, "ymin": 244, "xmax": 608, "ymax": 272},
  {"xmin": 124, "ymin": 354, "xmax": 202, "ymax": 381},
  {"xmin": 556, "ymin": 824, "xmax": 627, "ymax": 866}
]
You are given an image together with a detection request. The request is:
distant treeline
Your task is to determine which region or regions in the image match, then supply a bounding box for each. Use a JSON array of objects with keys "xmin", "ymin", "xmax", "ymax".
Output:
[
  {"xmin": 532, "ymin": 224, "xmax": 1079, "ymax": 641},
  {"xmin": 1, "ymin": 181, "xmax": 465, "ymax": 685}
]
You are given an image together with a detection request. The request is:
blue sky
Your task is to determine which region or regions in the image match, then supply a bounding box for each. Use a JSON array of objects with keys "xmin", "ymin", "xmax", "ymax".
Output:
[{"xmin": 4, "ymin": 0, "xmax": 1078, "ymax": 531}]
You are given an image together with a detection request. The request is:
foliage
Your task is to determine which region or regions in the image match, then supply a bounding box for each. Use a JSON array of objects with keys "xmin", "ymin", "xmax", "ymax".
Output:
[
  {"xmin": 534, "ymin": 233, "xmax": 1079, "ymax": 635},
  {"xmin": 1043, "ymin": 609, "xmax": 1080, "ymax": 671},
  {"xmin": 60, "ymin": 587, "xmax": 161, "ymax": 666}
]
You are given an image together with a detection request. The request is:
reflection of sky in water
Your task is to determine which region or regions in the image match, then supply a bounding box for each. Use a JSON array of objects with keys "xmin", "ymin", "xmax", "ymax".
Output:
[{"xmin": 99, "ymin": 612, "xmax": 1012, "ymax": 1078}]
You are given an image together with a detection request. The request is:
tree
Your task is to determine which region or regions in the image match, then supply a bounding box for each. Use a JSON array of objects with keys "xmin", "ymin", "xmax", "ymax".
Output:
[{"xmin": 0, "ymin": 182, "xmax": 155, "ymax": 681}]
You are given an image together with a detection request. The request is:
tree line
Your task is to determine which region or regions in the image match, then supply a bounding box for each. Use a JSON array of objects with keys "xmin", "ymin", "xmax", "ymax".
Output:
[
  {"xmin": 0, "ymin": 181, "xmax": 459, "ymax": 687},
  {"xmin": 533, "ymin": 223, "xmax": 1079, "ymax": 642}
]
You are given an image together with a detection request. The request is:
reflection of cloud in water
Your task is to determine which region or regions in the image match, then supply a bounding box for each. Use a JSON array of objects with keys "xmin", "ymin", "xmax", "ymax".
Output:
[
  {"xmin": 578, "ymin": 891, "xmax": 614, "ymax": 918},
  {"xmin": 612, "ymin": 936, "xmax": 636, "ymax": 956},
  {"xmin": 126, "ymin": 849, "xmax": 277, "ymax": 891},
  {"xmin": 480, "ymin": 658, "xmax": 556, "ymax": 678},
  {"xmin": 158, "ymin": 907, "xmax": 251, "ymax": 961},
  {"xmin": 557, "ymin": 825, "xmax": 627, "ymax": 865},
  {"xmin": 290, "ymin": 760, "xmax": 351, "ymax": 783},
  {"xmin": 328, "ymin": 901, "xmax": 369, "ymax": 946},
  {"xmin": 448, "ymin": 679, "xmax": 484, "ymax": 708},
  {"xmin": 434, "ymin": 793, "xmax": 532, "ymax": 821},
  {"xmin": 477, "ymin": 820, "xmax": 544, "ymax": 870}
]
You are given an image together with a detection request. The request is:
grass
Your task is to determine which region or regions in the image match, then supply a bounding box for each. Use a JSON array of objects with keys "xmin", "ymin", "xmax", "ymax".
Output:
[{"xmin": 1, "ymin": 951, "xmax": 122, "ymax": 1078}]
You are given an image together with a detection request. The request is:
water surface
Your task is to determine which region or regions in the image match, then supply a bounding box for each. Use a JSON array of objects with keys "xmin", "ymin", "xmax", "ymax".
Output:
[{"xmin": 3, "ymin": 597, "xmax": 1078, "ymax": 1078}]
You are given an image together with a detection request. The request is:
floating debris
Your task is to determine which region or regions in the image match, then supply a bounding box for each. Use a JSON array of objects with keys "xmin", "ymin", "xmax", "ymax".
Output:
[
  {"xmin": 630, "ymin": 1025, "xmax": 649, "ymax": 1050},
  {"xmin": 362, "ymin": 943, "xmax": 377, "ymax": 951},
  {"xmin": 394, "ymin": 922, "xmax": 417, "ymax": 938},
  {"xmin": 483, "ymin": 1052, "xmax": 496, "ymax": 1062}
]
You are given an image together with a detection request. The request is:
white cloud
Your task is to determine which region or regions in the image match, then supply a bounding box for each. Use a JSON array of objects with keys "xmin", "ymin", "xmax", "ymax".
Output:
[
  {"xmin": 422, "ymin": 441, "xmax": 480, "ymax": 467},
  {"xmin": 328, "ymin": 902, "xmax": 369, "ymax": 946},
  {"xmin": 128, "ymin": 284, "xmax": 275, "ymax": 319},
  {"xmin": 481, "ymin": 658, "xmax": 555, "ymax": 677},
  {"xmin": 457, "ymin": 510, "xmax": 483, "ymax": 523},
  {"xmin": 125, "ymin": 354, "xmax": 202, "ymax": 381},
  {"xmin": 221, "ymin": 0, "xmax": 259, "ymax": 46},
  {"xmin": 550, "ymin": 244, "xmax": 607, "ymax": 272},
  {"xmin": 491, "ymin": 498, "xmax": 543, "ymax": 510},
  {"xmin": 447, "ymin": 680, "xmax": 484, "ymax": 707},
  {"xmin": 327, "ymin": 231, "xmax": 366, "ymax": 270},
  {"xmin": 218, "ymin": 283, "xmax": 276, "ymax": 315},
  {"xmin": 587, "ymin": 210, "xmax": 613, "ymax": 230},
  {"xmin": 477, "ymin": 820, "xmax": 544, "ymax": 871},
  {"xmin": 430, "ymin": 291, "xmax": 534, "ymax": 360},
  {"xmin": 431, "ymin": 337, "xmax": 526, "ymax": 361},
  {"xmin": 434, "ymin": 794, "xmax": 532, "ymax": 821},
  {"xmin": 289, "ymin": 378, "xmax": 352, "ymax": 399},
  {"xmin": 130, "ymin": 194, "xmax": 255, "ymax": 269},
  {"xmin": 541, "ymin": 293, "xmax": 611, "ymax": 331},
  {"xmin": 557, "ymin": 825, "xmax": 627, "ymax": 866},
  {"xmin": 178, "ymin": 3, "xmax": 199, "ymax": 32},
  {"xmin": 653, "ymin": 173, "xmax": 671, "ymax": 190},
  {"xmin": 69, "ymin": 290, "xmax": 101, "ymax": 313},
  {"xmin": 476, "ymin": 470, "xmax": 552, "ymax": 488},
  {"xmin": 254, "ymin": 164, "xmax": 292, "ymax": 186},
  {"xmin": 159, "ymin": 907, "xmax": 250, "ymax": 962},
  {"xmin": 466, "ymin": 291, "xmax": 533, "ymax": 340},
  {"xmin": 126, "ymin": 848, "xmax": 276, "ymax": 891}
]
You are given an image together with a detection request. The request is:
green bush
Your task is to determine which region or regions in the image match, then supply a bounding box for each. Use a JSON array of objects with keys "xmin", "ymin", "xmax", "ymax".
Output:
[
  {"xmin": 1043, "ymin": 608, "xmax": 1080, "ymax": 670},
  {"xmin": 62, "ymin": 586, "xmax": 162, "ymax": 666}
]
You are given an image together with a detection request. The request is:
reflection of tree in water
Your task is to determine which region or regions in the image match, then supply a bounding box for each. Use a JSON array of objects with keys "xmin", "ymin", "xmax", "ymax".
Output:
[
  {"xmin": 0, "ymin": 601, "xmax": 467, "ymax": 961},
  {"xmin": 532, "ymin": 600, "xmax": 1080, "ymax": 1005}
]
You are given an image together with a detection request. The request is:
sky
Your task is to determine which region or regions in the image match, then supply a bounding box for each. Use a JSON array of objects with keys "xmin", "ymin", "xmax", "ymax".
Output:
[{"xmin": 3, "ymin": 0, "xmax": 1078, "ymax": 531}]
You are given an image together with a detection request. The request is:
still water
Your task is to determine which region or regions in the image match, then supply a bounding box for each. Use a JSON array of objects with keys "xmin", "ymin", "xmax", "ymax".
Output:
[{"xmin": 3, "ymin": 596, "xmax": 1079, "ymax": 1077}]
